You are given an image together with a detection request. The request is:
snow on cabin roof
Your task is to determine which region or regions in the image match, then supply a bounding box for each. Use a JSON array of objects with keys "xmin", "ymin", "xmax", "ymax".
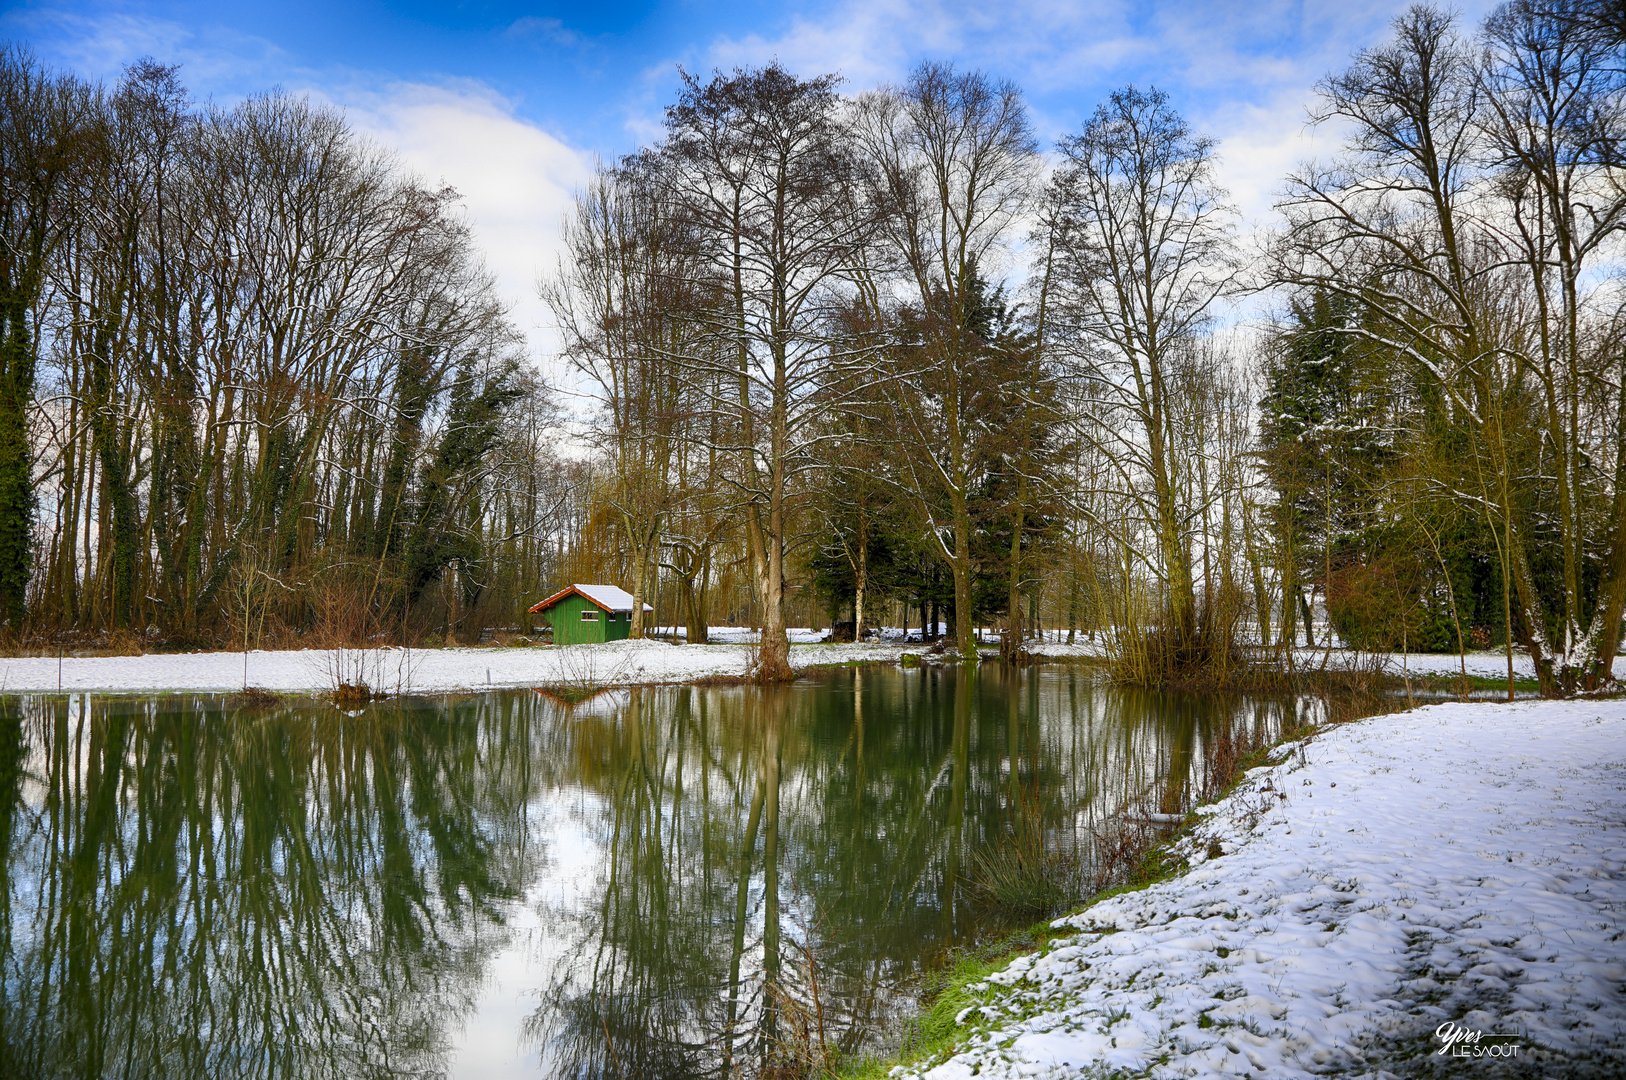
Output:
[
  {"xmin": 529, "ymin": 583, "xmax": 653, "ymax": 614},
  {"xmin": 574, "ymin": 583, "xmax": 652, "ymax": 612}
]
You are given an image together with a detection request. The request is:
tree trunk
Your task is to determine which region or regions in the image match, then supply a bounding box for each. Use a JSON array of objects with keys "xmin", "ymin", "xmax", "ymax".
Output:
[
  {"xmin": 0, "ymin": 295, "xmax": 35, "ymax": 628},
  {"xmin": 752, "ymin": 358, "xmax": 792, "ymax": 681},
  {"xmin": 89, "ymin": 358, "xmax": 137, "ymax": 631},
  {"xmin": 1004, "ymin": 491, "xmax": 1026, "ymax": 661},
  {"xmin": 944, "ymin": 666, "xmax": 971, "ymax": 935},
  {"xmin": 854, "ymin": 518, "xmax": 868, "ymax": 641},
  {"xmin": 1589, "ymin": 382, "xmax": 1626, "ymax": 687},
  {"xmin": 722, "ymin": 771, "xmax": 765, "ymax": 1072},
  {"xmin": 951, "ymin": 486, "xmax": 975, "ymax": 657},
  {"xmin": 755, "ymin": 535, "xmax": 790, "ymax": 679},
  {"xmin": 628, "ymin": 518, "xmax": 658, "ymax": 640}
]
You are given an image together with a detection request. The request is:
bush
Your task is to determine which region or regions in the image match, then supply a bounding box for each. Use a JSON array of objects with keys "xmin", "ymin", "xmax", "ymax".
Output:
[{"xmin": 1327, "ymin": 553, "xmax": 1462, "ymax": 652}]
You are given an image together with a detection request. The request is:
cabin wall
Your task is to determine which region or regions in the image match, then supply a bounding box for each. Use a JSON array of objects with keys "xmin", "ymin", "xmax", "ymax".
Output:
[{"xmin": 548, "ymin": 595, "xmax": 609, "ymax": 645}]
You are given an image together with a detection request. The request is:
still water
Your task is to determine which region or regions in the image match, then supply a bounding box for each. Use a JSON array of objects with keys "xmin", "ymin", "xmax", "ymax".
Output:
[{"xmin": 0, "ymin": 664, "xmax": 1318, "ymax": 1079}]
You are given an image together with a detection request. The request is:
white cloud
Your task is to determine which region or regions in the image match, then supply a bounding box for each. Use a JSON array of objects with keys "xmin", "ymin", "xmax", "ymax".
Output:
[
  {"xmin": 2, "ymin": 6, "xmax": 286, "ymax": 89},
  {"xmin": 332, "ymin": 80, "xmax": 594, "ymax": 373},
  {"xmin": 16, "ymin": 0, "xmax": 1506, "ymax": 382},
  {"xmin": 705, "ymin": 0, "xmax": 935, "ymax": 89},
  {"xmin": 1202, "ymin": 95, "xmax": 1327, "ymax": 231}
]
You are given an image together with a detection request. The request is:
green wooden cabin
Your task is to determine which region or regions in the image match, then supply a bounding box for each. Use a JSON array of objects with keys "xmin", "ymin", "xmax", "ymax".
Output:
[{"xmin": 529, "ymin": 584, "xmax": 653, "ymax": 645}]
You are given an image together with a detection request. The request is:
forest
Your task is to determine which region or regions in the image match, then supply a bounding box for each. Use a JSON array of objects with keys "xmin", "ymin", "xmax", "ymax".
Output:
[{"xmin": 3, "ymin": 1, "xmax": 1626, "ymax": 696}]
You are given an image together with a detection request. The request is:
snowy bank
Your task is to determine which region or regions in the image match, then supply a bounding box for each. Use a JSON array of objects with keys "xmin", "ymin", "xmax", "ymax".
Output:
[
  {"xmin": 0, "ymin": 631, "xmax": 1107, "ymax": 695},
  {"xmin": 1303, "ymin": 647, "xmax": 1626, "ymax": 682},
  {"xmin": 897, "ymin": 698, "xmax": 1626, "ymax": 1079},
  {"xmin": 0, "ymin": 634, "xmax": 1614, "ymax": 696},
  {"xmin": 0, "ymin": 638, "xmax": 909, "ymax": 694}
]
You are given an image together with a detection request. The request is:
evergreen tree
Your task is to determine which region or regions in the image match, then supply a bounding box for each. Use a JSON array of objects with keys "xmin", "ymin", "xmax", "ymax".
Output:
[{"xmin": 0, "ymin": 51, "xmax": 88, "ymax": 629}]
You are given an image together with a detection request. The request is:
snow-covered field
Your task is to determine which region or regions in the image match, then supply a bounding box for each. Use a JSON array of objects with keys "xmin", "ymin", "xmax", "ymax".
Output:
[
  {"xmin": 900, "ymin": 698, "xmax": 1626, "ymax": 1079},
  {"xmin": 0, "ymin": 637, "xmax": 886, "ymax": 694},
  {"xmin": 0, "ymin": 632, "xmax": 1102, "ymax": 694},
  {"xmin": 0, "ymin": 631, "xmax": 1616, "ymax": 695},
  {"xmin": 1310, "ymin": 646, "xmax": 1608, "ymax": 682}
]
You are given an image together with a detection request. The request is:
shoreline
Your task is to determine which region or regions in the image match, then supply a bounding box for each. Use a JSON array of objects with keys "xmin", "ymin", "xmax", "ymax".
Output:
[
  {"xmin": 860, "ymin": 695, "xmax": 1626, "ymax": 1080},
  {"xmin": 0, "ymin": 636, "xmax": 1090, "ymax": 696},
  {"xmin": 0, "ymin": 635, "xmax": 1603, "ymax": 696}
]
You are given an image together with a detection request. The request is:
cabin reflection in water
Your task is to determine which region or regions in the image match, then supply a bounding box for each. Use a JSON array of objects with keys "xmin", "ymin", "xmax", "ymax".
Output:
[{"xmin": 0, "ymin": 668, "xmax": 1314, "ymax": 1079}]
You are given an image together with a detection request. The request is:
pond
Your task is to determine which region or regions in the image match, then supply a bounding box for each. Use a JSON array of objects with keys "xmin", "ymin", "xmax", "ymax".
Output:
[{"xmin": 0, "ymin": 664, "xmax": 1323, "ymax": 1079}]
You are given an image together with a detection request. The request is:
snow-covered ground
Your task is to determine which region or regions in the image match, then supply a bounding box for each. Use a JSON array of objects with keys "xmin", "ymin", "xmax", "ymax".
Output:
[
  {"xmin": 0, "ymin": 630, "xmax": 1616, "ymax": 695},
  {"xmin": 0, "ymin": 637, "xmax": 886, "ymax": 694},
  {"xmin": 1355, "ymin": 647, "xmax": 1583, "ymax": 681},
  {"xmin": 899, "ymin": 698, "xmax": 1626, "ymax": 1079}
]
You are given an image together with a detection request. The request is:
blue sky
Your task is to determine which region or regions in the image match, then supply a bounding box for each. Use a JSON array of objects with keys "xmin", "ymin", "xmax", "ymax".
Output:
[{"xmin": 3, "ymin": 0, "xmax": 1495, "ymax": 354}]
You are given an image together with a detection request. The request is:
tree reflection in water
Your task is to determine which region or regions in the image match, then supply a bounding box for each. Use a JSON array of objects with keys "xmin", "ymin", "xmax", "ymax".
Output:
[
  {"xmin": 1, "ymin": 668, "xmax": 1307, "ymax": 1080},
  {"xmin": 525, "ymin": 667, "xmax": 1304, "ymax": 1079},
  {"xmin": 0, "ymin": 694, "xmax": 535, "ymax": 1080}
]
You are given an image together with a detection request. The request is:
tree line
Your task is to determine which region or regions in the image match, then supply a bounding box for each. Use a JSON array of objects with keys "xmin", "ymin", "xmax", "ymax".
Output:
[
  {"xmin": 548, "ymin": 1, "xmax": 1626, "ymax": 694},
  {"xmin": 5, "ymin": 2, "xmax": 1626, "ymax": 696},
  {"xmin": 0, "ymin": 49, "xmax": 585, "ymax": 649}
]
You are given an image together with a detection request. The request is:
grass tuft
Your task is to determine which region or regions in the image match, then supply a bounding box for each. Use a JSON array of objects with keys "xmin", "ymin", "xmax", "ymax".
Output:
[{"xmin": 227, "ymin": 686, "xmax": 280, "ymax": 708}]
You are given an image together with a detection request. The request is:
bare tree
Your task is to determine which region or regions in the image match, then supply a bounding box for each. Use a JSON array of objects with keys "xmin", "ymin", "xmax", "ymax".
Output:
[
  {"xmin": 662, "ymin": 64, "xmax": 875, "ymax": 679},
  {"xmin": 19, "ymin": 68, "xmax": 524, "ymax": 644},
  {"xmin": 546, "ymin": 156, "xmax": 706, "ymax": 638},
  {"xmin": 1045, "ymin": 86, "xmax": 1239, "ymax": 675},
  {"xmin": 0, "ymin": 48, "xmax": 92, "ymax": 630},
  {"xmin": 1480, "ymin": 0, "xmax": 1626, "ymax": 688},
  {"xmin": 854, "ymin": 61, "xmax": 1038, "ymax": 657}
]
